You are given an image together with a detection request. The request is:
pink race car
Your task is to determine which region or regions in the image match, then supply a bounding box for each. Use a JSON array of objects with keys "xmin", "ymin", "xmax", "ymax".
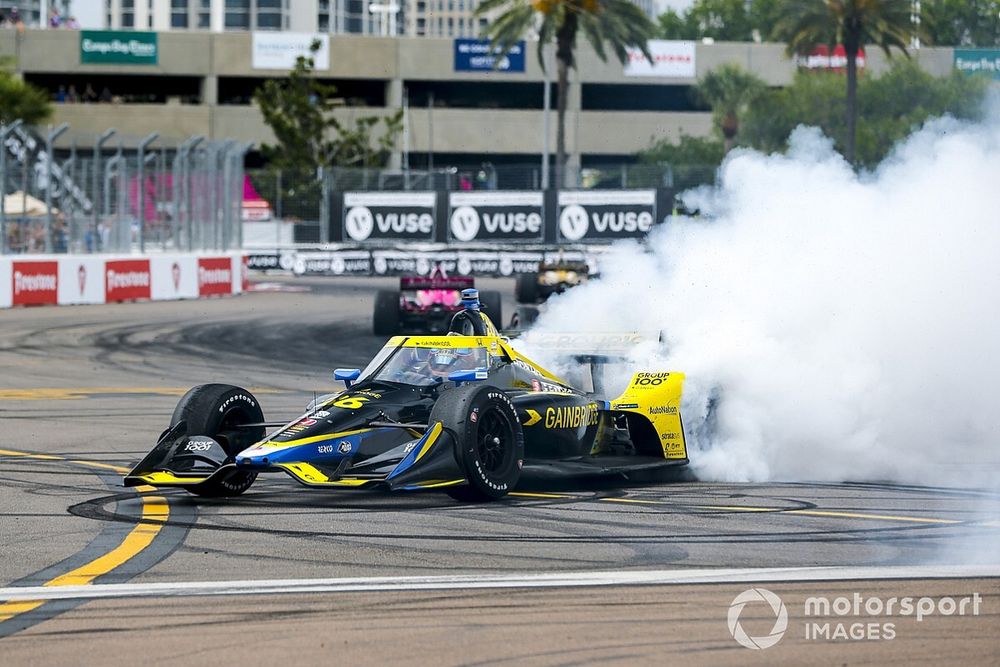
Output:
[{"xmin": 373, "ymin": 265, "xmax": 502, "ymax": 335}]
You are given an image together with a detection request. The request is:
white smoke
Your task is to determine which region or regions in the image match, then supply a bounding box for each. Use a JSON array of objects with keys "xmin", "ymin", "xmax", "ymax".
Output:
[{"xmin": 525, "ymin": 113, "xmax": 1000, "ymax": 488}]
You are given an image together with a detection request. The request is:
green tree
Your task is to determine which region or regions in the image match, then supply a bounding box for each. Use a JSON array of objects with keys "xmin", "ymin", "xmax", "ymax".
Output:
[
  {"xmin": 476, "ymin": 0, "xmax": 655, "ymax": 185},
  {"xmin": 740, "ymin": 60, "xmax": 988, "ymax": 167},
  {"xmin": 923, "ymin": 0, "xmax": 1000, "ymax": 46},
  {"xmin": 696, "ymin": 63, "xmax": 767, "ymax": 152},
  {"xmin": 253, "ymin": 41, "xmax": 402, "ymax": 172},
  {"xmin": 656, "ymin": 0, "xmax": 786, "ymax": 42},
  {"xmin": 638, "ymin": 133, "xmax": 725, "ymax": 188},
  {"xmin": 775, "ymin": 0, "xmax": 918, "ymax": 165},
  {"xmin": 0, "ymin": 57, "xmax": 52, "ymax": 125}
]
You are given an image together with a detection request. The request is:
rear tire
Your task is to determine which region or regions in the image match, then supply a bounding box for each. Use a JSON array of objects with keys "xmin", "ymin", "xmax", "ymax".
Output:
[
  {"xmin": 479, "ymin": 290, "xmax": 502, "ymax": 329},
  {"xmin": 430, "ymin": 384, "xmax": 524, "ymax": 502},
  {"xmin": 512, "ymin": 305, "xmax": 539, "ymax": 328},
  {"xmin": 171, "ymin": 384, "xmax": 264, "ymax": 497},
  {"xmin": 515, "ymin": 274, "xmax": 538, "ymax": 304},
  {"xmin": 373, "ymin": 290, "xmax": 400, "ymax": 336}
]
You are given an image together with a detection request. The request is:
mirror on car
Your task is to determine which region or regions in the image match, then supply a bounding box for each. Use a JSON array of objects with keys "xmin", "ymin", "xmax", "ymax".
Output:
[
  {"xmin": 334, "ymin": 368, "xmax": 362, "ymax": 387},
  {"xmin": 448, "ymin": 368, "xmax": 489, "ymax": 384}
]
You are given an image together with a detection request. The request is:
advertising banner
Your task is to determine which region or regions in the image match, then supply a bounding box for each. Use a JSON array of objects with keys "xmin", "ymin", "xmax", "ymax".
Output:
[
  {"xmin": 291, "ymin": 251, "xmax": 373, "ymax": 276},
  {"xmin": 81, "ymin": 30, "xmax": 157, "ymax": 65},
  {"xmin": 557, "ymin": 190, "xmax": 656, "ymax": 243},
  {"xmin": 12, "ymin": 260, "xmax": 59, "ymax": 306},
  {"xmin": 105, "ymin": 259, "xmax": 152, "ymax": 302},
  {"xmin": 252, "ymin": 33, "xmax": 329, "ymax": 70},
  {"xmin": 795, "ymin": 44, "xmax": 866, "ymax": 70},
  {"xmin": 58, "ymin": 256, "xmax": 105, "ymax": 305},
  {"xmin": 623, "ymin": 40, "xmax": 695, "ymax": 78},
  {"xmin": 197, "ymin": 257, "xmax": 233, "ymax": 296},
  {"xmin": 448, "ymin": 191, "xmax": 544, "ymax": 243},
  {"xmin": 955, "ymin": 49, "xmax": 1000, "ymax": 80},
  {"xmin": 343, "ymin": 192, "xmax": 437, "ymax": 243},
  {"xmin": 150, "ymin": 255, "xmax": 198, "ymax": 301},
  {"xmin": 0, "ymin": 258, "xmax": 10, "ymax": 308},
  {"xmin": 454, "ymin": 39, "xmax": 526, "ymax": 72}
]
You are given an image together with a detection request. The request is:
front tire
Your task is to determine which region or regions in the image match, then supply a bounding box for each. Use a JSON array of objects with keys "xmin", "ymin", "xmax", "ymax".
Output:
[
  {"xmin": 373, "ymin": 289, "xmax": 400, "ymax": 336},
  {"xmin": 171, "ymin": 384, "xmax": 264, "ymax": 497},
  {"xmin": 430, "ymin": 384, "xmax": 524, "ymax": 502}
]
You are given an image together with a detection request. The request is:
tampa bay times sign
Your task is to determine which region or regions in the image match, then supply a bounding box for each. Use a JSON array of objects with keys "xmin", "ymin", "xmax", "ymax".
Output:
[{"xmin": 80, "ymin": 30, "xmax": 158, "ymax": 65}]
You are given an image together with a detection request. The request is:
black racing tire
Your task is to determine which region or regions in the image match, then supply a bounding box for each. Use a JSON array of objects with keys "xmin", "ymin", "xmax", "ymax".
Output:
[
  {"xmin": 170, "ymin": 384, "xmax": 264, "ymax": 497},
  {"xmin": 429, "ymin": 384, "xmax": 524, "ymax": 502},
  {"xmin": 479, "ymin": 290, "xmax": 503, "ymax": 329},
  {"xmin": 373, "ymin": 290, "xmax": 400, "ymax": 336},
  {"xmin": 515, "ymin": 273, "xmax": 538, "ymax": 304},
  {"xmin": 513, "ymin": 305, "xmax": 539, "ymax": 328}
]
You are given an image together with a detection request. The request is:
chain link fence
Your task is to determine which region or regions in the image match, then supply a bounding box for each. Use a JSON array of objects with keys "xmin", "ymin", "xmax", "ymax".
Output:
[{"xmin": 1, "ymin": 121, "xmax": 249, "ymax": 256}]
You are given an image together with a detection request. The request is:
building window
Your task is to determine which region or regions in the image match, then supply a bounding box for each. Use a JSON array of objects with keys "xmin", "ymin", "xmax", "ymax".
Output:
[
  {"xmin": 122, "ymin": 13, "xmax": 134, "ymax": 26},
  {"xmin": 198, "ymin": 12, "xmax": 210, "ymax": 27},
  {"xmin": 171, "ymin": 13, "xmax": 188, "ymax": 27},
  {"xmin": 225, "ymin": 0, "xmax": 250, "ymax": 29}
]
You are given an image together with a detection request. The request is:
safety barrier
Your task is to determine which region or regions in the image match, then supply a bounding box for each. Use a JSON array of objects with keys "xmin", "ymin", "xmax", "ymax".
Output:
[{"xmin": 0, "ymin": 253, "xmax": 246, "ymax": 309}]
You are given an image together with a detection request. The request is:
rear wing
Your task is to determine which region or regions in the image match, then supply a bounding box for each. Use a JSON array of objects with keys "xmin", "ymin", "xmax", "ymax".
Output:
[
  {"xmin": 401, "ymin": 276, "xmax": 475, "ymax": 291},
  {"xmin": 512, "ymin": 331, "xmax": 659, "ymax": 359}
]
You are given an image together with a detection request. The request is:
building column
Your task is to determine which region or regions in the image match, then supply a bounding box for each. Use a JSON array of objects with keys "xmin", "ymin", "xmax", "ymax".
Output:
[
  {"xmin": 566, "ymin": 70, "xmax": 582, "ymax": 186},
  {"xmin": 386, "ymin": 76, "xmax": 403, "ymax": 169}
]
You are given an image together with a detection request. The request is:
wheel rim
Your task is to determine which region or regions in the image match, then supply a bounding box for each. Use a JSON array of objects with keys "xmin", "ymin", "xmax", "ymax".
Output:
[
  {"xmin": 475, "ymin": 408, "xmax": 514, "ymax": 475},
  {"xmin": 218, "ymin": 406, "xmax": 261, "ymax": 456}
]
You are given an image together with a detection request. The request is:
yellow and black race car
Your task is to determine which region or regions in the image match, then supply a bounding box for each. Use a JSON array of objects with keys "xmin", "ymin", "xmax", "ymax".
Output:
[{"xmin": 125, "ymin": 289, "xmax": 687, "ymax": 501}]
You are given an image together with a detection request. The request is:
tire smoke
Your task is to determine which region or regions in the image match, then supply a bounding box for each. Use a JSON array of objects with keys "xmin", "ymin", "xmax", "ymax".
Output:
[{"xmin": 527, "ymin": 114, "xmax": 1000, "ymax": 488}]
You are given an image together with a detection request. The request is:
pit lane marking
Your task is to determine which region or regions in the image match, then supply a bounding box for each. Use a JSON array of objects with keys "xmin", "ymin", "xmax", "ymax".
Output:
[
  {"xmin": 0, "ymin": 387, "xmax": 284, "ymax": 401},
  {"xmin": 0, "ymin": 449, "xmax": 168, "ymax": 625},
  {"xmin": 2, "ymin": 565, "xmax": 998, "ymax": 603}
]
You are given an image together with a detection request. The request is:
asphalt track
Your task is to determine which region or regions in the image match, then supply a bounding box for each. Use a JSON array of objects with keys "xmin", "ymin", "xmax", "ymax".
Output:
[{"xmin": 1, "ymin": 275, "xmax": 998, "ymax": 665}]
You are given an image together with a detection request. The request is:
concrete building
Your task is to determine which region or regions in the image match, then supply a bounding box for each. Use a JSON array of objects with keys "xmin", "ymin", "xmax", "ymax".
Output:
[{"xmin": 2, "ymin": 28, "xmax": 957, "ymax": 174}]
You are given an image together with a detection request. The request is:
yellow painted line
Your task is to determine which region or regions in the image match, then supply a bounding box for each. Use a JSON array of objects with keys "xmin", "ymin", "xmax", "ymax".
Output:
[
  {"xmin": 600, "ymin": 497, "xmax": 670, "ymax": 505},
  {"xmin": 509, "ymin": 492, "xmax": 576, "ymax": 499},
  {"xmin": 0, "ymin": 387, "xmax": 283, "ymax": 401},
  {"xmin": 699, "ymin": 505, "xmax": 780, "ymax": 513},
  {"xmin": 69, "ymin": 460, "xmax": 130, "ymax": 474},
  {"xmin": 0, "ymin": 449, "xmax": 169, "ymax": 624},
  {"xmin": 788, "ymin": 509, "xmax": 961, "ymax": 525}
]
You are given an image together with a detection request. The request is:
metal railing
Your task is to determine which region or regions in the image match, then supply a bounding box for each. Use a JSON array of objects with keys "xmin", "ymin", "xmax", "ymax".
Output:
[{"xmin": 1, "ymin": 121, "xmax": 249, "ymax": 255}]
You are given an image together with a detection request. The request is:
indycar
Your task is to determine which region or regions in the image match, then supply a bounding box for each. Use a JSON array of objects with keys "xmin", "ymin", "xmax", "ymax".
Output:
[
  {"xmin": 125, "ymin": 289, "xmax": 688, "ymax": 501},
  {"xmin": 511, "ymin": 256, "xmax": 592, "ymax": 329},
  {"xmin": 373, "ymin": 264, "xmax": 502, "ymax": 335}
]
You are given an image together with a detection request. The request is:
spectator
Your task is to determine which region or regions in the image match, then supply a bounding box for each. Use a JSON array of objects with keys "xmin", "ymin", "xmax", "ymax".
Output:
[
  {"xmin": 83, "ymin": 83, "xmax": 97, "ymax": 102},
  {"xmin": 66, "ymin": 84, "xmax": 79, "ymax": 103},
  {"xmin": 55, "ymin": 85, "xmax": 67, "ymax": 103},
  {"xmin": 65, "ymin": 15, "xmax": 80, "ymax": 29},
  {"xmin": 100, "ymin": 86, "xmax": 113, "ymax": 103},
  {"xmin": 48, "ymin": 8, "xmax": 62, "ymax": 28}
]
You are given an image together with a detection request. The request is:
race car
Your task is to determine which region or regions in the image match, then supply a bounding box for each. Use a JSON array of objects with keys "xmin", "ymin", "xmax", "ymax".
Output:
[
  {"xmin": 125, "ymin": 289, "xmax": 688, "ymax": 501},
  {"xmin": 511, "ymin": 257, "xmax": 592, "ymax": 328},
  {"xmin": 373, "ymin": 264, "xmax": 502, "ymax": 335}
]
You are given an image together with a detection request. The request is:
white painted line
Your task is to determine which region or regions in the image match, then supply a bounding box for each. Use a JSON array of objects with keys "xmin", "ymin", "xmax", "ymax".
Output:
[{"xmin": 1, "ymin": 565, "xmax": 998, "ymax": 603}]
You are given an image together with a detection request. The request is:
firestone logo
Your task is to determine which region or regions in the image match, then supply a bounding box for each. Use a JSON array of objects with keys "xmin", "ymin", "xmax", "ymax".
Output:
[
  {"xmin": 199, "ymin": 267, "xmax": 231, "ymax": 286},
  {"xmin": 14, "ymin": 270, "xmax": 57, "ymax": 295},
  {"xmin": 106, "ymin": 270, "xmax": 150, "ymax": 291}
]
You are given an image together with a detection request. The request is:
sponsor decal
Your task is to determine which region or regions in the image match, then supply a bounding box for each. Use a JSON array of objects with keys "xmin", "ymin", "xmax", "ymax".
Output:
[
  {"xmin": 624, "ymin": 40, "xmax": 695, "ymax": 78},
  {"xmin": 218, "ymin": 394, "xmax": 256, "ymax": 413},
  {"xmin": 81, "ymin": 30, "xmax": 158, "ymax": 65},
  {"xmin": 12, "ymin": 261, "xmax": 58, "ymax": 306},
  {"xmin": 310, "ymin": 410, "xmax": 331, "ymax": 419},
  {"xmin": 331, "ymin": 395, "xmax": 371, "ymax": 410},
  {"xmin": 198, "ymin": 257, "xmax": 232, "ymax": 296},
  {"xmin": 247, "ymin": 254, "xmax": 280, "ymax": 270},
  {"xmin": 454, "ymin": 38, "xmax": 525, "ymax": 72},
  {"xmin": 614, "ymin": 403, "xmax": 639, "ymax": 410},
  {"xmin": 633, "ymin": 372, "xmax": 671, "ymax": 387},
  {"xmin": 338, "ymin": 441, "xmax": 353, "ymax": 454},
  {"xmin": 317, "ymin": 444, "xmax": 334, "ymax": 454},
  {"xmin": 184, "ymin": 440, "xmax": 214, "ymax": 452},
  {"xmin": 343, "ymin": 192, "xmax": 436, "ymax": 243},
  {"xmin": 544, "ymin": 403, "xmax": 600, "ymax": 429},
  {"xmin": 649, "ymin": 405, "xmax": 678, "ymax": 415},
  {"xmin": 105, "ymin": 259, "xmax": 151, "ymax": 302},
  {"xmin": 557, "ymin": 190, "xmax": 656, "ymax": 242},
  {"xmin": 470, "ymin": 408, "xmax": 479, "ymax": 423},
  {"xmin": 448, "ymin": 192, "xmax": 544, "ymax": 243},
  {"xmin": 403, "ymin": 441, "xmax": 419, "ymax": 454},
  {"xmin": 171, "ymin": 262, "xmax": 182, "ymax": 291}
]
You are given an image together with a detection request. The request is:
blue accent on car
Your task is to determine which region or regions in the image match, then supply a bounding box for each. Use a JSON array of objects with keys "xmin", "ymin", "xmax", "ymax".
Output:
[
  {"xmin": 334, "ymin": 368, "xmax": 362, "ymax": 387},
  {"xmin": 460, "ymin": 288, "xmax": 480, "ymax": 310},
  {"xmin": 236, "ymin": 432, "xmax": 368, "ymax": 467},
  {"xmin": 387, "ymin": 427, "xmax": 437, "ymax": 480},
  {"xmin": 448, "ymin": 367, "xmax": 489, "ymax": 385}
]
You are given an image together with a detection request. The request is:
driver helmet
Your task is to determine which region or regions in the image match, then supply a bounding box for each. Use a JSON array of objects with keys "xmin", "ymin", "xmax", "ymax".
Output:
[{"xmin": 427, "ymin": 347, "xmax": 475, "ymax": 377}]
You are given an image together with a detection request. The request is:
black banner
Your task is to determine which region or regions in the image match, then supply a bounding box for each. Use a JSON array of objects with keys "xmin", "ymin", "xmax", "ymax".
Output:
[
  {"xmin": 342, "ymin": 192, "xmax": 437, "ymax": 243},
  {"xmin": 557, "ymin": 190, "xmax": 656, "ymax": 243},
  {"xmin": 447, "ymin": 192, "xmax": 545, "ymax": 243}
]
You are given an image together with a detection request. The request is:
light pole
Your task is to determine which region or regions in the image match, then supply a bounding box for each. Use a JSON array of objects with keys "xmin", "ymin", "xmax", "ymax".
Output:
[
  {"xmin": 137, "ymin": 132, "xmax": 158, "ymax": 253},
  {"xmin": 92, "ymin": 128, "xmax": 115, "ymax": 253},
  {"xmin": 45, "ymin": 122, "xmax": 69, "ymax": 253},
  {"xmin": 0, "ymin": 119, "xmax": 23, "ymax": 252}
]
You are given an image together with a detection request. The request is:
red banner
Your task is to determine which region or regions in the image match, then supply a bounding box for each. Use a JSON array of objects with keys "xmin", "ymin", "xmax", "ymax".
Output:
[
  {"xmin": 198, "ymin": 257, "xmax": 232, "ymax": 296},
  {"xmin": 12, "ymin": 261, "xmax": 58, "ymax": 306},
  {"xmin": 105, "ymin": 259, "xmax": 152, "ymax": 302}
]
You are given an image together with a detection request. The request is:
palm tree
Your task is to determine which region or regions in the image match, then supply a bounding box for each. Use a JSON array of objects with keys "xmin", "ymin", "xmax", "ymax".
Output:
[
  {"xmin": 475, "ymin": 0, "xmax": 655, "ymax": 186},
  {"xmin": 697, "ymin": 64, "xmax": 766, "ymax": 153},
  {"xmin": 775, "ymin": 0, "xmax": 917, "ymax": 164}
]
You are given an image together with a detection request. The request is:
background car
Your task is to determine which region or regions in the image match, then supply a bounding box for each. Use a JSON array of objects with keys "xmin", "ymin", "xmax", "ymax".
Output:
[{"xmin": 373, "ymin": 265, "xmax": 502, "ymax": 335}]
